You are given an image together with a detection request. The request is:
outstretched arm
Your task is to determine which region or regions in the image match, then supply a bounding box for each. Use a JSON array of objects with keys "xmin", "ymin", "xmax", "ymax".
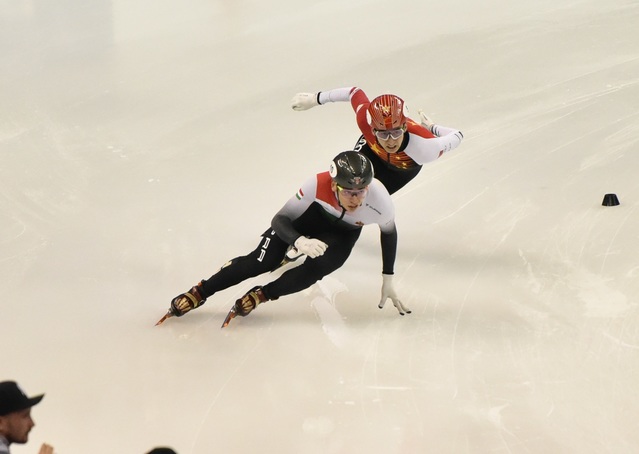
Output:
[
  {"xmin": 291, "ymin": 86, "xmax": 378, "ymax": 143},
  {"xmin": 418, "ymin": 109, "xmax": 464, "ymax": 139},
  {"xmin": 380, "ymin": 225, "xmax": 398, "ymax": 276},
  {"xmin": 291, "ymin": 86, "xmax": 357, "ymax": 111},
  {"xmin": 401, "ymin": 111, "xmax": 464, "ymax": 165},
  {"xmin": 378, "ymin": 223, "xmax": 411, "ymax": 315}
]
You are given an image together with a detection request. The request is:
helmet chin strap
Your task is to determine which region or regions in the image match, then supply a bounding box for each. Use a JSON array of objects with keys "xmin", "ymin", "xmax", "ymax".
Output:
[{"xmin": 334, "ymin": 190, "xmax": 347, "ymax": 220}]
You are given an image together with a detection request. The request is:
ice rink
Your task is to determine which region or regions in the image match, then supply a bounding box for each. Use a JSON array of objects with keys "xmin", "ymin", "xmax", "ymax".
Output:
[{"xmin": 2, "ymin": 1, "xmax": 639, "ymax": 453}]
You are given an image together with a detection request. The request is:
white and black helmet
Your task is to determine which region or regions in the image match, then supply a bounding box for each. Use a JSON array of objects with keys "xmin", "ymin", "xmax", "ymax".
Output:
[{"xmin": 329, "ymin": 151, "xmax": 374, "ymax": 189}]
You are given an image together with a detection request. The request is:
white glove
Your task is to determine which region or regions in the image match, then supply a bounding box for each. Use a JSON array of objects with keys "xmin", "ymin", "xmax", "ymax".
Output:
[
  {"xmin": 294, "ymin": 236, "xmax": 328, "ymax": 258},
  {"xmin": 378, "ymin": 274, "xmax": 411, "ymax": 315},
  {"xmin": 291, "ymin": 92, "xmax": 320, "ymax": 111},
  {"xmin": 417, "ymin": 109, "xmax": 434, "ymax": 133}
]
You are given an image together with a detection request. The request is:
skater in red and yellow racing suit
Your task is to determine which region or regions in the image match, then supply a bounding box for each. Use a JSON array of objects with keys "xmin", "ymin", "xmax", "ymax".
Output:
[{"xmin": 292, "ymin": 86, "xmax": 464, "ymax": 195}]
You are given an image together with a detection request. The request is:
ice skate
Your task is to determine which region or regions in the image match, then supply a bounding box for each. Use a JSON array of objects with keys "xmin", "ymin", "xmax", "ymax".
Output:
[
  {"xmin": 221, "ymin": 286, "xmax": 267, "ymax": 328},
  {"xmin": 155, "ymin": 282, "xmax": 206, "ymax": 326}
]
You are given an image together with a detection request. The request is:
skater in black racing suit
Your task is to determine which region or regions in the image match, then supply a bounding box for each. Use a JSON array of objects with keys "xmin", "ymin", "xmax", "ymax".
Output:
[{"xmin": 158, "ymin": 151, "xmax": 411, "ymax": 329}]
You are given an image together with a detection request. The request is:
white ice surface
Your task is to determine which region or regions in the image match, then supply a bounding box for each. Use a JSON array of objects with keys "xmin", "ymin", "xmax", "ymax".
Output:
[{"xmin": 2, "ymin": 1, "xmax": 639, "ymax": 453}]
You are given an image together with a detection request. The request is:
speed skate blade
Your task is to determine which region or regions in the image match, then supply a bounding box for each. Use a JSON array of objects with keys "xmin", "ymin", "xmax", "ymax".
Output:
[
  {"xmin": 221, "ymin": 307, "xmax": 237, "ymax": 328},
  {"xmin": 155, "ymin": 311, "xmax": 173, "ymax": 326}
]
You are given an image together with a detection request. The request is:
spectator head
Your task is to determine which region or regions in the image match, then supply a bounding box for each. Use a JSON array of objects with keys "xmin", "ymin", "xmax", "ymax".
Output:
[{"xmin": 0, "ymin": 381, "xmax": 45, "ymax": 445}]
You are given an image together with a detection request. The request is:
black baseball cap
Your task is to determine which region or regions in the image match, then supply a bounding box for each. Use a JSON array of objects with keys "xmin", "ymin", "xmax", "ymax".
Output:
[{"xmin": 0, "ymin": 381, "xmax": 44, "ymax": 416}]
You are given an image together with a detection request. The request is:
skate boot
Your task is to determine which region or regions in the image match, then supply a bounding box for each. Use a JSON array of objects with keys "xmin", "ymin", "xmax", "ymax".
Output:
[
  {"xmin": 170, "ymin": 282, "xmax": 206, "ymax": 317},
  {"xmin": 155, "ymin": 282, "xmax": 207, "ymax": 326},
  {"xmin": 221, "ymin": 286, "xmax": 268, "ymax": 328}
]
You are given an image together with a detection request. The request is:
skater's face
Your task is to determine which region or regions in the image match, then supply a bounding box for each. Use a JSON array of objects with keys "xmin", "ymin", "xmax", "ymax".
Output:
[
  {"xmin": 332, "ymin": 182, "xmax": 368, "ymax": 213},
  {"xmin": 375, "ymin": 125, "xmax": 405, "ymax": 153},
  {"xmin": 0, "ymin": 408, "xmax": 36, "ymax": 444}
]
